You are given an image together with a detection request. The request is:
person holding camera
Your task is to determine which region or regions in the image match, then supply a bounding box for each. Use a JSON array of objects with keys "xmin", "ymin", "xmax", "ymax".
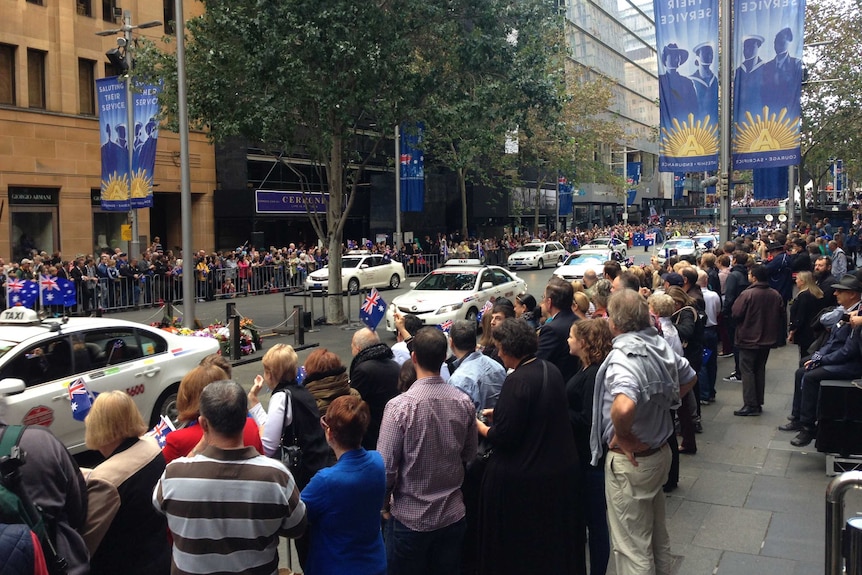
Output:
[{"xmin": 248, "ymin": 343, "xmax": 333, "ymax": 570}]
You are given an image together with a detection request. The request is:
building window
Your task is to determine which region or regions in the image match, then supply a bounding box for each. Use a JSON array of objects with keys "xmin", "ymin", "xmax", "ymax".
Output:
[
  {"xmin": 102, "ymin": 0, "xmax": 117, "ymax": 22},
  {"xmin": 26, "ymin": 0, "xmax": 44, "ymax": 5},
  {"xmin": 163, "ymin": 0, "xmax": 176, "ymax": 34},
  {"xmin": 77, "ymin": 0, "xmax": 92, "ymax": 17},
  {"xmin": 27, "ymin": 49, "xmax": 46, "ymax": 109},
  {"xmin": 0, "ymin": 44, "xmax": 14, "ymax": 106},
  {"xmin": 78, "ymin": 59, "xmax": 95, "ymax": 115}
]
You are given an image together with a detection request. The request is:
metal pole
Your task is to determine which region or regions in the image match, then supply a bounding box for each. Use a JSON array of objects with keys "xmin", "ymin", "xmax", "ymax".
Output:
[
  {"xmin": 395, "ymin": 125, "xmax": 402, "ymax": 250},
  {"xmin": 825, "ymin": 471, "xmax": 862, "ymax": 575},
  {"xmin": 123, "ymin": 11, "xmax": 138, "ymax": 260},
  {"xmin": 293, "ymin": 305, "xmax": 305, "ymax": 347},
  {"xmin": 717, "ymin": 0, "xmax": 732, "ymax": 244},
  {"xmin": 788, "ymin": 165, "xmax": 796, "ymax": 231},
  {"xmin": 175, "ymin": 0, "xmax": 195, "ymax": 328}
]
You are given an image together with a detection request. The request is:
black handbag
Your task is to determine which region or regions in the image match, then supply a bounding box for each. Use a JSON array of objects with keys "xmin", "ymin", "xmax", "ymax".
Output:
[{"xmin": 276, "ymin": 390, "xmax": 303, "ymax": 472}]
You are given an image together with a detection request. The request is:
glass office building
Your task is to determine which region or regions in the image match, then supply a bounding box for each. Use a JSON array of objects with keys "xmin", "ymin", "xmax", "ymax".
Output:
[{"xmin": 563, "ymin": 0, "xmax": 669, "ymax": 220}]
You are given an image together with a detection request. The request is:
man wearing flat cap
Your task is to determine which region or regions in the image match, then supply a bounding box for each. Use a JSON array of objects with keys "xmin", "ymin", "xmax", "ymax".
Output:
[
  {"xmin": 734, "ymin": 34, "xmax": 765, "ymax": 113},
  {"xmin": 689, "ymin": 42, "xmax": 717, "ymax": 118},
  {"xmin": 781, "ymin": 275, "xmax": 862, "ymax": 447},
  {"xmin": 658, "ymin": 43, "xmax": 697, "ymax": 119},
  {"xmin": 761, "ymin": 27, "xmax": 803, "ymax": 118}
]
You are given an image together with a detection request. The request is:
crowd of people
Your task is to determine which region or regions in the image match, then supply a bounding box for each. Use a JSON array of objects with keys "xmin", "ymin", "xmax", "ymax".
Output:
[{"xmin": 5, "ymin": 215, "xmax": 862, "ymax": 574}]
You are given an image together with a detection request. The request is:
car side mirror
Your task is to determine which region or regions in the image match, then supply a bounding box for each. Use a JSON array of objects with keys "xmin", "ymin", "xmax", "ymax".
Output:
[
  {"xmin": 556, "ymin": 262, "xmax": 563, "ymax": 267},
  {"xmin": 481, "ymin": 281, "xmax": 493, "ymax": 290},
  {"xmin": 360, "ymin": 264, "xmax": 368, "ymax": 269},
  {"xmin": 410, "ymin": 282, "xmax": 417, "ymax": 288},
  {"xmin": 0, "ymin": 378, "xmax": 25, "ymax": 395}
]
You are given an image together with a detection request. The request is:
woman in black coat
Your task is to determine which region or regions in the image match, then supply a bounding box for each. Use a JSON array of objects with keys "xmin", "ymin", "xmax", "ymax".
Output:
[
  {"xmin": 788, "ymin": 271, "xmax": 826, "ymax": 359},
  {"xmin": 476, "ymin": 318, "xmax": 583, "ymax": 575}
]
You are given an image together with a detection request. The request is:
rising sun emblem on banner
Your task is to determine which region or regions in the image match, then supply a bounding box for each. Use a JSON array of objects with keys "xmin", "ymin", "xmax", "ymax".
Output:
[
  {"xmin": 732, "ymin": 106, "xmax": 800, "ymax": 153},
  {"xmin": 659, "ymin": 113, "xmax": 719, "ymax": 158},
  {"xmin": 101, "ymin": 172, "xmax": 129, "ymax": 201}
]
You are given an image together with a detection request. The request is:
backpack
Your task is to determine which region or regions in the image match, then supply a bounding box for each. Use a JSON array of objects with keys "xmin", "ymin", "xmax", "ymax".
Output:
[{"xmin": 0, "ymin": 426, "xmax": 67, "ymax": 575}]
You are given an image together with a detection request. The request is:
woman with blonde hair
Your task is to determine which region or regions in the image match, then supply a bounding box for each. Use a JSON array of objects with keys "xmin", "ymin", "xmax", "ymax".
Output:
[
  {"xmin": 82, "ymin": 391, "xmax": 170, "ymax": 575},
  {"xmin": 248, "ymin": 343, "xmax": 334, "ymax": 570},
  {"xmin": 788, "ymin": 270, "xmax": 825, "ymax": 359},
  {"xmin": 162, "ymin": 364, "xmax": 263, "ymax": 463},
  {"xmin": 572, "ymin": 291, "xmax": 590, "ymax": 320}
]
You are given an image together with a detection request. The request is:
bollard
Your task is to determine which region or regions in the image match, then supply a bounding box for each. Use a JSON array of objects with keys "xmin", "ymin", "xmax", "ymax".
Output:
[
  {"xmin": 826, "ymin": 471, "xmax": 862, "ymax": 575},
  {"xmin": 225, "ymin": 302, "xmax": 236, "ymax": 326},
  {"xmin": 293, "ymin": 305, "xmax": 305, "ymax": 347},
  {"xmin": 848, "ymin": 517, "xmax": 862, "ymax": 574},
  {"xmin": 305, "ymin": 288, "xmax": 319, "ymax": 333},
  {"xmin": 230, "ymin": 313, "xmax": 241, "ymax": 361}
]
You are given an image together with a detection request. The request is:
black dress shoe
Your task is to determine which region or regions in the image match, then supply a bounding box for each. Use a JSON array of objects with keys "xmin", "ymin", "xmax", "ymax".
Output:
[
  {"xmin": 779, "ymin": 421, "xmax": 803, "ymax": 432},
  {"xmin": 734, "ymin": 405, "xmax": 762, "ymax": 416},
  {"xmin": 791, "ymin": 428, "xmax": 815, "ymax": 447}
]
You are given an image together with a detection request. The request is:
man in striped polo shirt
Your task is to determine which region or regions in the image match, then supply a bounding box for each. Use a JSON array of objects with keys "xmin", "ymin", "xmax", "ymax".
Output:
[{"xmin": 153, "ymin": 380, "xmax": 306, "ymax": 575}]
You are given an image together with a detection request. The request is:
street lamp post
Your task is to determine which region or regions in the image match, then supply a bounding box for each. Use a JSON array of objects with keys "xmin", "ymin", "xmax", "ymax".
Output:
[{"xmin": 97, "ymin": 12, "xmax": 161, "ymax": 261}]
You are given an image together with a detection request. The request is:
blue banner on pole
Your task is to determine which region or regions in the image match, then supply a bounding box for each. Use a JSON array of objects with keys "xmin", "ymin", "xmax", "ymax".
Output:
[
  {"xmin": 97, "ymin": 77, "xmax": 131, "ymax": 212},
  {"xmin": 399, "ymin": 122, "xmax": 425, "ymax": 212},
  {"xmin": 559, "ymin": 178, "xmax": 574, "ymax": 216},
  {"xmin": 654, "ymin": 0, "xmax": 719, "ymax": 172},
  {"xmin": 731, "ymin": 0, "xmax": 805, "ymax": 170},
  {"xmin": 753, "ymin": 167, "xmax": 789, "ymax": 200},
  {"xmin": 131, "ymin": 82, "xmax": 161, "ymax": 209}
]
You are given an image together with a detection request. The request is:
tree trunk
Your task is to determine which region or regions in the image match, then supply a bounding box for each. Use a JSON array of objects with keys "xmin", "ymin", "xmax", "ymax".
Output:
[
  {"xmin": 459, "ymin": 167, "xmax": 468, "ymax": 239},
  {"xmin": 326, "ymin": 136, "xmax": 346, "ymax": 324}
]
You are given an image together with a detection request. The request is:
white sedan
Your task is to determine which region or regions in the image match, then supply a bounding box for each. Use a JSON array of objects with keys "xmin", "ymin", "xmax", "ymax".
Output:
[
  {"xmin": 582, "ymin": 237, "xmax": 627, "ymax": 258},
  {"xmin": 0, "ymin": 307, "xmax": 219, "ymax": 453},
  {"xmin": 553, "ymin": 249, "xmax": 617, "ymax": 281},
  {"xmin": 507, "ymin": 241, "xmax": 567, "ymax": 270},
  {"xmin": 654, "ymin": 237, "xmax": 701, "ymax": 264},
  {"xmin": 385, "ymin": 260, "xmax": 527, "ymax": 331},
  {"xmin": 305, "ymin": 252, "xmax": 406, "ymax": 294}
]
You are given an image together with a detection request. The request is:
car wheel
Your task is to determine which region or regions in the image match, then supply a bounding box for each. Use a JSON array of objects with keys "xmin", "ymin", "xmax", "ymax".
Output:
[
  {"xmin": 151, "ymin": 383, "xmax": 180, "ymax": 428},
  {"xmin": 465, "ymin": 307, "xmax": 479, "ymax": 326},
  {"xmin": 620, "ymin": 249, "xmax": 627, "ymax": 258},
  {"xmin": 348, "ymin": 278, "xmax": 360, "ymax": 294},
  {"xmin": 389, "ymin": 274, "xmax": 401, "ymax": 289},
  {"xmin": 537, "ymin": 259, "xmax": 544, "ymax": 270}
]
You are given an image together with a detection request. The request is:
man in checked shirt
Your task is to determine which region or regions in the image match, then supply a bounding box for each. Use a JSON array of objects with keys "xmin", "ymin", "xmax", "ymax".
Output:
[{"xmin": 377, "ymin": 326, "xmax": 478, "ymax": 575}]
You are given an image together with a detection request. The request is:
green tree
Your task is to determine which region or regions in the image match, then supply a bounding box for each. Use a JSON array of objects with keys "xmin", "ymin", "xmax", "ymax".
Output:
[
  {"xmin": 138, "ymin": 0, "xmax": 472, "ymax": 323},
  {"xmin": 421, "ymin": 0, "xmax": 564, "ymax": 239},
  {"xmin": 799, "ymin": 0, "xmax": 862, "ymax": 219},
  {"xmin": 518, "ymin": 59, "xmax": 624, "ymax": 234}
]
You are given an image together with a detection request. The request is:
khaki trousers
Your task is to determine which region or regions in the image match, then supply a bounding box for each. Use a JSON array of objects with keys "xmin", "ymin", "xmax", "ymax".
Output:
[{"xmin": 605, "ymin": 443, "xmax": 673, "ymax": 575}]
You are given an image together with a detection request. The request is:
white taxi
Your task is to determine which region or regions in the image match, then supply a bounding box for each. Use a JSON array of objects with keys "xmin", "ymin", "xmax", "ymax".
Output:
[
  {"xmin": 553, "ymin": 249, "xmax": 617, "ymax": 281},
  {"xmin": 0, "ymin": 307, "xmax": 219, "ymax": 453},
  {"xmin": 384, "ymin": 260, "xmax": 527, "ymax": 331},
  {"xmin": 305, "ymin": 251, "xmax": 406, "ymax": 294},
  {"xmin": 507, "ymin": 241, "xmax": 567, "ymax": 270}
]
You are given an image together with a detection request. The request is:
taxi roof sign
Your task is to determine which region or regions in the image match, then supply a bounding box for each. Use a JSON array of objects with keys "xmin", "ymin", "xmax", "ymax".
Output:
[
  {"xmin": 443, "ymin": 258, "xmax": 483, "ymax": 266},
  {"xmin": 0, "ymin": 307, "xmax": 40, "ymax": 324}
]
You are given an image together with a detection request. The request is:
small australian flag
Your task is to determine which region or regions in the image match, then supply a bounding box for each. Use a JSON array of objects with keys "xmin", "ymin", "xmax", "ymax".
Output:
[
  {"xmin": 68, "ymin": 378, "xmax": 93, "ymax": 422},
  {"xmin": 359, "ymin": 288, "xmax": 386, "ymax": 330}
]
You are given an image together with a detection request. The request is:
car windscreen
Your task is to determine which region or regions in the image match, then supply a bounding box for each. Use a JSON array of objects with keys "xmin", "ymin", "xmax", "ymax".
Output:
[
  {"xmin": 664, "ymin": 240, "xmax": 694, "ymax": 249},
  {"xmin": 415, "ymin": 271, "xmax": 477, "ymax": 290},
  {"xmin": 565, "ymin": 254, "xmax": 605, "ymax": 265},
  {"xmin": 0, "ymin": 341, "xmax": 16, "ymax": 360}
]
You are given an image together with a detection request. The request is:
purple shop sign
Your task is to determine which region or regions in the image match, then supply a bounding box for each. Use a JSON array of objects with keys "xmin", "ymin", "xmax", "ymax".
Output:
[{"xmin": 255, "ymin": 190, "xmax": 329, "ymax": 214}]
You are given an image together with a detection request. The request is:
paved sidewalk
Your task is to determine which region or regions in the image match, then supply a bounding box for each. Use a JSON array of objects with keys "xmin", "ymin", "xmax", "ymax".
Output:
[
  {"xmin": 111, "ymin": 295, "xmax": 847, "ymax": 574},
  {"xmin": 659, "ymin": 346, "xmax": 832, "ymax": 575}
]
